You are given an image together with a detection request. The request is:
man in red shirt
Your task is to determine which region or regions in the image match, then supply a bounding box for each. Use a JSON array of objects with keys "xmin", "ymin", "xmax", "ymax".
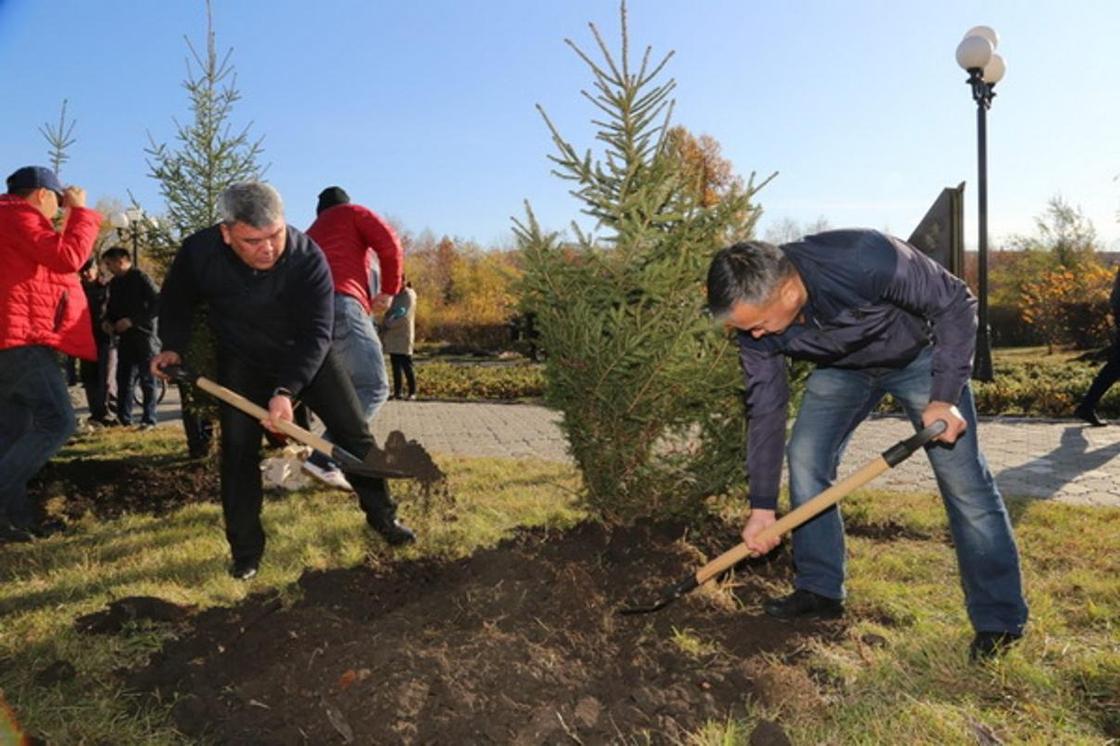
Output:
[
  {"xmin": 303, "ymin": 186, "xmax": 403, "ymax": 488},
  {"xmin": 0, "ymin": 166, "xmax": 101, "ymax": 541}
]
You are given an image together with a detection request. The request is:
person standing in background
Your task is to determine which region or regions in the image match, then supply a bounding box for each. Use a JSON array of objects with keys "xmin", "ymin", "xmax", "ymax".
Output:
[
  {"xmin": 303, "ymin": 186, "xmax": 403, "ymax": 489},
  {"xmin": 383, "ymin": 278, "xmax": 417, "ymax": 400},
  {"xmin": 79, "ymin": 255, "xmax": 114, "ymax": 426},
  {"xmin": 103, "ymin": 246, "xmax": 160, "ymax": 429}
]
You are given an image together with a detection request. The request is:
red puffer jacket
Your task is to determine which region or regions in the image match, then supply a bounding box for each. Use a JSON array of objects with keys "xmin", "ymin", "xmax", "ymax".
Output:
[{"xmin": 0, "ymin": 195, "xmax": 102, "ymax": 360}]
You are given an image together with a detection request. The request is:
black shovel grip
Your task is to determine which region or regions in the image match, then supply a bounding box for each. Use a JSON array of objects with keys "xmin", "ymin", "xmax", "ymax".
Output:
[
  {"xmin": 881, "ymin": 419, "xmax": 948, "ymax": 467},
  {"xmin": 159, "ymin": 363, "xmax": 196, "ymax": 385}
]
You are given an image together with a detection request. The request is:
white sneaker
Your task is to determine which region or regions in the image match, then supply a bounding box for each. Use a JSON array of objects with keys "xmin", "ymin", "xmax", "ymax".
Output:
[{"xmin": 301, "ymin": 461, "xmax": 353, "ymax": 491}]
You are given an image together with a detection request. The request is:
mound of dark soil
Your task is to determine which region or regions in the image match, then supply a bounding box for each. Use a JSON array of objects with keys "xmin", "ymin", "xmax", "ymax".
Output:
[
  {"xmin": 126, "ymin": 520, "xmax": 840, "ymax": 744},
  {"xmin": 28, "ymin": 456, "xmax": 219, "ymax": 521}
]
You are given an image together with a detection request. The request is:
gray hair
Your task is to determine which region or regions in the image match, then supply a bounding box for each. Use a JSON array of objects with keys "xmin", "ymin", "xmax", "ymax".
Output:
[
  {"xmin": 705, "ymin": 241, "xmax": 792, "ymax": 318},
  {"xmin": 217, "ymin": 182, "xmax": 285, "ymax": 228}
]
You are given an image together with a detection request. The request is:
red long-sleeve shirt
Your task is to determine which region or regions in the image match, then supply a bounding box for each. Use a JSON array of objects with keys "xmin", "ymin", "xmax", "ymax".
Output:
[{"xmin": 306, "ymin": 204, "xmax": 402, "ymax": 312}]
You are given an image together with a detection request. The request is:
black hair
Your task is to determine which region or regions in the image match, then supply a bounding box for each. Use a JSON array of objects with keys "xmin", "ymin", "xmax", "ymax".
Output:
[
  {"xmin": 101, "ymin": 246, "xmax": 131, "ymax": 261},
  {"xmin": 705, "ymin": 241, "xmax": 792, "ymax": 318}
]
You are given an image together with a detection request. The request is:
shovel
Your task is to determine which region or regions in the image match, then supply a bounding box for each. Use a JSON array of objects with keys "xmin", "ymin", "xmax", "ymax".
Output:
[
  {"xmin": 164, "ymin": 365, "xmax": 442, "ymax": 482},
  {"xmin": 619, "ymin": 419, "xmax": 947, "ymax": 615}
]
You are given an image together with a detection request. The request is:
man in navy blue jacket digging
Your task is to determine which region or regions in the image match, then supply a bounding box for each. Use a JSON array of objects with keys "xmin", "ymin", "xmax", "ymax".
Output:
[{"xmin": 706, "ymin": 229, "xmax": 1027, "ymax": 661}]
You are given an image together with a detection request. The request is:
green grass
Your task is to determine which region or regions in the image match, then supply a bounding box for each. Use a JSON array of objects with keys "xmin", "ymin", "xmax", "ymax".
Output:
[
  {"xmin": 0, "ymin": 429, "xmax": 581, "ymax": 743},
  {"xmin": 2, "ymin": 427, "xmax": 1118, "ymax": 743},
  {"xmin": 694, "ymin": 488, "xmax": 1120, "ymax": 744}
]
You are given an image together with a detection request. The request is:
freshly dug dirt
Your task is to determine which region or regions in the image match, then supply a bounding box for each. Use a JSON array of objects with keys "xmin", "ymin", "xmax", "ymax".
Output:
[
  {"xmin": 125, "ymin": 520, "xmax": 841, "ymax": 744},
  {"xmin": 28, "ymin": 455, "xmax": 219, "ymax": 521}
]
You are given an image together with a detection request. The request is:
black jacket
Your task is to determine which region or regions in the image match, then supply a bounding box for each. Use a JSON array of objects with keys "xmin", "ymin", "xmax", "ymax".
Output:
[
  {"xmin": 158, "ymin": 225, "xmax": 333, "ymax": 396},
  {"xmin": 106, "ymin": 267, "xmax": 160, "ymax": 357}
]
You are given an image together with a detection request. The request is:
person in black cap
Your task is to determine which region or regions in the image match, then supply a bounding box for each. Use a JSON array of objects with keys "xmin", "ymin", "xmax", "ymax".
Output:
[
  {"xmin": 151, "ymin": 182, "xmax": 415, "ymax": 581},
  {"xmin": 0, "ymin": 166, "xmax": 101, "ymax": 541},
  {"xmin": 302, "ymin": 186, "xmax": 404, "ymax": 489}
]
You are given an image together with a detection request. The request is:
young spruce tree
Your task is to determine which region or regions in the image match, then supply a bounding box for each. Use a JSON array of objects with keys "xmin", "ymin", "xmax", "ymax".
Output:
[
  {"xmin": 145, "ymin": 0, "xmax": 265, "ymax": 258},
  {"xmin": 516, "ymin": 4, "xmax": 773, "ymax": 521},
  {"xmin": 145, "ymin": 0, "xmax": 266, "ymax": 443}
]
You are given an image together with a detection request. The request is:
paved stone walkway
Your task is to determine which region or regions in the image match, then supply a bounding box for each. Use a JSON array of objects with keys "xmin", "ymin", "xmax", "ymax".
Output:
[
  {"xmin": 97, "ymin": 388, "xmax": 1120, "ymax": 507},
  {"xmin": 375, "ymin": 403, "xmax": 1120, "ymax": 507}
]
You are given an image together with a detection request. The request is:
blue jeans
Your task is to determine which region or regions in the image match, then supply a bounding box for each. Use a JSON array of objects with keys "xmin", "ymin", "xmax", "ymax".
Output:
[
  {"xmin": 115, "ymin": 331, "xmax": 158, "ymax": 425},
  {"xmin": 309, "ymin": 295, "xmax": 388, "ymax": 469},
  {"xmin": 786, "ymin": 346, "xmax": 1028, "ymax": 635},
  {"xmin": 0, "ymin": 346, "xmax": 75, "ymax": 527}
]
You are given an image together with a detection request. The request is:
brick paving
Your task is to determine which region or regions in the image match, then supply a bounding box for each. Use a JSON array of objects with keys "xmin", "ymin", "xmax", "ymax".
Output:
[{"xmin": 95, "ymin": 388, "xmax": 1120, "ymax": 507}]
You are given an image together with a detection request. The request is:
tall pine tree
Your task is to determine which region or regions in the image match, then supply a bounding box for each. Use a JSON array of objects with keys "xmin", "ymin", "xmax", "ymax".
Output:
[
  {"xmin": 516, "ymin": 3, "xmax": 773, "ymax": 521},
  {"xmin": 145, "ymin": 0, "xmax": 265, "ymax": 258},
  {"xmin": 144, "ymin": 0, "xmax": 265, "ymax": 453}
]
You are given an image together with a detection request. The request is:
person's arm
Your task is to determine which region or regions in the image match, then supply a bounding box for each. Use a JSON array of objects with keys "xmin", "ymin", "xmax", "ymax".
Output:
[
  {"xmin": 877, "ymin": 235, "xmax": 976, "ymax": 404},
  {"xmin": 277, "ymin": 241, "xmax": 334, "ymax": 397},
  {"xmin": 156, "ymin": 242, "xmax": 199, "ymax": 358},
  {"xmin": 136, "ymin": 271, "xmax": 160, "ymax": 331},
  {"xmin": 355, "ymin": 207, "xmax": 403, "ymax": 297},
  {"xmin": 876, "ymin": 234, "xmax": 975, "ymax": 441},
  {"xmin": 12, "ymin": 192, "xmax": 101, "ymax": 273},
  {"xmin": 737, "ymin": 334, "xmax": 790, "ymax": 554},
  {"xmin": 738, "ymin": 334, "xmax": 790, "ymax": 512}
]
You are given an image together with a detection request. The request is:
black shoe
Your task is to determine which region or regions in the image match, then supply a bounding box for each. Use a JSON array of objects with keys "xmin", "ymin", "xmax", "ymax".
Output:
[
  {"xmin": 762, "ymin": 588, "xmax": 844, "ymax": 620},
  {"xmin": 1074, "ymin": 406, "xmax": 1108, "ymax": 427},
  {"xmin": 228, "ymin": 557, "xmax": 259, "ymax": 581},
  {"xmin": 368, "ymin": 515, "xmax": 416, "ymax": 546},
  {"xmin": 969, "ymin": 631, "xmax": 1021, "ymax": 662}
]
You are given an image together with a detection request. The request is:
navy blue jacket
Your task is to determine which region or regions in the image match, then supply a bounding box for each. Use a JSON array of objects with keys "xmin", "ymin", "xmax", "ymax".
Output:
[
  {"xmin": 738, "ymin": 229, "xmax": 976, "ymax": 509},
  {"xmin": 158, "ymin": 225, "xmax": 334, "ymax": 397}
]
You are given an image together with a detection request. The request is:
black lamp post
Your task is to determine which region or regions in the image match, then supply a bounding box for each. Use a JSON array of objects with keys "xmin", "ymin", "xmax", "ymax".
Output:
[
  {"xmin": 109, "ymin": 207, "xmax": 157, "ymax": 271},
  {"xmin": 956, "ymin": 26, "xmax": 1006, "ymax": 382}
]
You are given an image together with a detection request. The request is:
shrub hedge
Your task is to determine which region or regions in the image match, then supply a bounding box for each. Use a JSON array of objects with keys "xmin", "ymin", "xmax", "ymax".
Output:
[{"xmin": 417, "ymin": 352, "xmax": 1118, "ymax": 419}]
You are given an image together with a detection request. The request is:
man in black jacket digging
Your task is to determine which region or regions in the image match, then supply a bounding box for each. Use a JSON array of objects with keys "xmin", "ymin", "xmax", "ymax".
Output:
[{"xmin": 150, "ymin": 182, "xmax": 414, "ymax": 580}]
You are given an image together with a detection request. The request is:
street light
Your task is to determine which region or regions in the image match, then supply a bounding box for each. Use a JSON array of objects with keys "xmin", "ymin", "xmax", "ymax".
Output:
[
  {"xmin": 109, "ymin": 207, "xmax": 158, "ymax": 270},
  {"xmin": 956, "ymin": 25, "xmax": 1006, "ymax": 382}
]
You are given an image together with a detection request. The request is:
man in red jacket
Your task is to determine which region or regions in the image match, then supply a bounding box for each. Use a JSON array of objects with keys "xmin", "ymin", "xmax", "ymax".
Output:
[
  {"xmin": 0, "ymin": 166, "xmax": 101, "ymax": 541},
  {"xmin": 302, "ymin": 186, "xmax": 403, "ymax": 489}
]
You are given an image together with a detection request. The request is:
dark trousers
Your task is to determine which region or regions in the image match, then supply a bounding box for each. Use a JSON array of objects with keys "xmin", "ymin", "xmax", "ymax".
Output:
[
  {"xmin": 217, "ymin": 349, "xmax": 396, "ymax": 563},
  {"xmin": 80, "ymin": 340, "xmax": 112, "ymax": 420},
  {"xmin": 1081, "ymin": 337, "xmax": 1120, "ymax": 410},
  {"xmin": 390, "ymin": 353, "xmax": 416, "ymax": 397},
  {"xmin": 116, "ymin": 334, "xmax": 157, "ymax": 425}
]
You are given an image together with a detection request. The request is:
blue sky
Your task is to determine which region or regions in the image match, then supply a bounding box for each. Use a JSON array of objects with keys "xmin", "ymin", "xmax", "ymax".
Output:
[{"xmin": 1, "ymin": 0, "xmax": 1117, "ymax": 249}]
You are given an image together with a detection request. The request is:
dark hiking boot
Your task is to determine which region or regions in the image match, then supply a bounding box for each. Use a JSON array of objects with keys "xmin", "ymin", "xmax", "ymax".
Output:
[
  {"xmin": 1074, "ymin": 405, "xmax": 1108, "ymax": 427},
  {"xmin": 228, "ymin": 557, "xmax": 259, "ymax": 581},
  {"xmin": 969, "ymin": 631, "xmax": 1022, "ymax": 662},
  {"xmin": 368, "ymin": 514, "xmax": 416, "ymax": 546},
  {"xmin": 763, "ymin": 588, "xmax": 844, "ymax": 620}
]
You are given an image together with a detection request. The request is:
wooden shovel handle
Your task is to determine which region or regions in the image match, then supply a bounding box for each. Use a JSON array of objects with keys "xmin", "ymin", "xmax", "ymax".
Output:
[
  {"xmin": 193, "ymin": 376, "xmax": 337, "ymax": 455},
  {"xmin": 695, "ymin": 457, "xmax": 890, "ymax": 584},
  {"xmin": 692, "ymin": 418, "xmax": 946, "ymax": 586}
]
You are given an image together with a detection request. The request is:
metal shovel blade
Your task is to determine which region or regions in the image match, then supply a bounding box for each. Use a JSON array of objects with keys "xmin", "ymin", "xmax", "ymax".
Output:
[
  {"xmin": 619, "ymin": 575, "xmax": 700, "ymax": 615},
  {"xmin": 160, "ymin": 364, "xmax": 444, "ymax": 483}
]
